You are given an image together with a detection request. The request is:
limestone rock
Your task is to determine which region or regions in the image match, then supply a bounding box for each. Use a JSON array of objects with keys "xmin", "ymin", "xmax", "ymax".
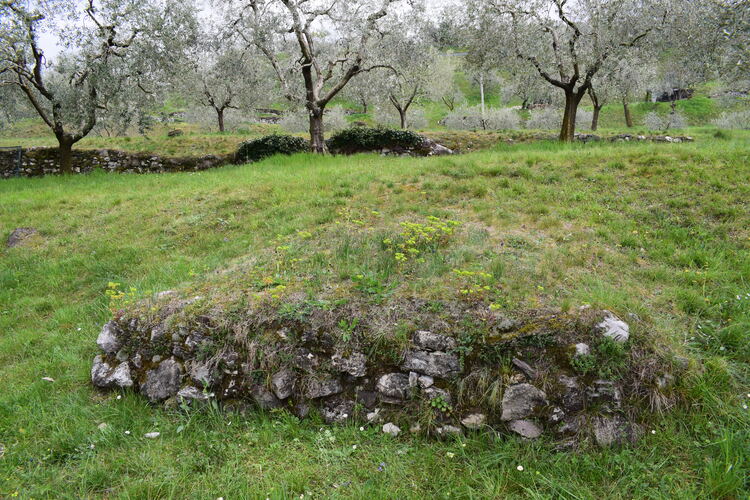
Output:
[
  {"xmin": 305, "ymin": 377, "xmax": 343, "ymax": 399},
  {"xmin": 251, "ymin": 385, "xmax": 282, "ymax": 410},
  {"xmin": 97, "ymin": 321, "xmax": 123, "ymax": 354},
  {"xmin": 7, "ymin": 227, "xmax": 38, "ymax": 248},
  {"xmin": 367, "ymin": 408, "xmax": 382, "ymax": 423},
  {"xmin": 559, "ymin": 375, "xmax": 584, "ymax": 412},
  {"xmin": 91, "ymin": 355, "xmax": 133, "ymax": 388},
  {"xmin": 188, "ymin": 361, "xmax": 219, "ymax": 388},
  {"xmin": 461, "ymin": 413, "xmax": 487, "ymax": 430},
  {"xmin": 401, "ymin": 350, "xmax": 460, "ymax": 378},
  {"xmin": 322, "ymin": 398, "xmax": 355, "ymax": 424},
  {"xmin": 382, "ymin": 422, "xmax": 401, "ymax": 436},
  {"xmin": 356, "ymin": 390, "xmax": 377, "ymax": 409},
  {"xmin": 418, "ymin": 375, "xmax": 434, "ymax": 388},
  {"xmin": 574, "ymin": 343, "xmax": 590, "ymax": 356},
  {"xmin": 597, "ymin": 312, "xmax": 630, "ymax": 343},
  {"xmin": 511, "ymin": 358, "xmax": 536, "ymax": 378},
  {"xmin": 424, "ymin": 386, "xmax": 452, "ymax": 405},
  {"xmin": 435, "ymin": 425, "xmax": 462, "ymax": 437},
  {"xmin": 593, "ymin": 416, "xmax": 640, "ymax": 447},
  {"xmin": 376, "ymin": 373, "xmax": 411, "ymax": 402},
  {"xmin": 177, "ymin": 386, "xmax": 210, "ymax": 403},
  {"xmin": 413, "ymin": 331, "xmax": 457, "ymax": 352},
  {"xmin": 331, "ymin": 351, "xmax": 367, "ymax": 377},
  {"xmin": 508, "ymin": 419, "xmax": 543, "ymax": 439},
  {"xmin": 293, "ymin": 401, "xmax": 310, "ymax": 419},
  {"xmin": 586, "ymin": 380, "xmax": 622, "ymax": 410},
  {"xmin": 500, "ymin": 383, "xmax": 547, "ymax": 421},
  {"xmin": 271, "ymin": 369, "xmax": 296, "ymax": 400},
  {"xmin": 141, "ymin": 359, "xmax": 183, "ymax": 402}
]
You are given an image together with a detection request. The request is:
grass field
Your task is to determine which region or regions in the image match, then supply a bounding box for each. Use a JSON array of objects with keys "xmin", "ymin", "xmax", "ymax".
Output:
[{"xmin": 1, "ymin": 136, "xmax": 749, "ymax": 498}]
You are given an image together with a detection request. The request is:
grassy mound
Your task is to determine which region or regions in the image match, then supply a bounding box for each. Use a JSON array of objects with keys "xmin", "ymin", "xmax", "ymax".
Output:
[{"xmin": 1, "ymin": 137, "xmax": 749, "ymax": 497}]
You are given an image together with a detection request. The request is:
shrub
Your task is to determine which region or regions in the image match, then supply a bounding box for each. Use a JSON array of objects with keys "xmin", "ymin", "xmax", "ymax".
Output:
[
  {"xmin": 712, "ymin": 110, "xmax": 750, "ymax": 130},
  {"xmin": 524, "ymin": 107, "xmax": 560, "ymax": 130},
  {"xmin": 443, "ymin": 106, "xmax": 484, "ymax": 130},
  {"xmin": 644, "ymin": 111, "xmax": 688, "ymax": 131},
  {"xmin": 443, "ymin": 106, "xmax": 521, "ymax": 131},
  {"xmin": 235, "ymin": 134, "xmax": 308, "ymax": 163},
  {"xmin": 326, "ymin": 127, "xmax": 423, "ymax": 154},
  {"xmin": 484, "ymin": 108, "xmax": 522, "ymax": 130},
  {"xmin": 374, "ymin": 106, "xmax": 428, "ymax": 130},
  {"xmin": 575, "ymin": 109, "xmax": 594, "ymax": 130},
  {"xmin": 280, "ymin": 106, "xmax": 349, "ymax": 134}
]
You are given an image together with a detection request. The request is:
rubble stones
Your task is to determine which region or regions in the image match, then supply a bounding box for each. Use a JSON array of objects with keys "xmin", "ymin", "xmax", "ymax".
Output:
[
  {"xmin": 461, "ymin": 413, "xmax": 487, "ymax": 430},
  {"xmin": 401, "ymin": 350, "xmax": 460, "ymax": 378},
  {"xmin": 322, "ymin": 398, "xmax": 355, "ymax": 424},
  {"xmin": 91, "ymin": 355, "xmax": 133, "ymax": 388},
  {"xmin": 512, "ymin": 358, "xmax": 536, "ymax": 378},
  {"xmin": 508, "ymin": 419, "xmax": 543, "ymax": 439},
  {"xmin": 382, "ymin": 422, "xmax": 401, "ymax": 436},
  {"xmin": 413, "ymin": 331, "xmax": 457, "ymax": 352},
  {"xmin": 376, "ymin": 373, "xmax": 411, "ymax": 402},
  {"xmin": 96, "ymin": 321, "xmax": 123, "ymax": 354},
  {"xmin": 141, "ymin": 359, "xmax": 183, "ymax": 402},
  {"xmin": 177, "ymin": 386, "xmax": 210, "ymax": 403},
  {"xmin": 597, "ymin": 312, "xmax": 630, "ymax": 343},
  {"xmin": 331, "ymin": 351, "xmax": 367, "ymax": 377},
  {"xmin": 501, "ymin": 384, "xmax": 547, "ymax": 421},
  {"xmin": 305, "ymin": 377, "xmax": 343, "ymax": 399},
  {"xmin": 271, "ymin": 369, "xmax": 296, "ymax": 400}
]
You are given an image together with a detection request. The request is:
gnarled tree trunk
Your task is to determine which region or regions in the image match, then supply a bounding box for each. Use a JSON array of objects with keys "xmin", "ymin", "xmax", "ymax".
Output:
[
  {"xmin": 56, "ymin": 135, "xmax": 75, "ymax": 174},
  {"xmin": 560, "ymin": 88, "xmax": 585, "ymax": 142},
  {"xmin": 623, "ymin": 99, "xmax": 633, "ymax": 128},
  {"xmin": 309, "ymin": 107, "xmax": 327, "ymax": 154},
  {"xmin": 591, "ymin": 105, "xmax": 602, "ymax": 131},
  {"xmin": 216, "ymin": 108, "xmax": 226, "ymax": 133},
  {"xmin": 588, "ymin": 86, "xmax": 602, "ymax": 131}
]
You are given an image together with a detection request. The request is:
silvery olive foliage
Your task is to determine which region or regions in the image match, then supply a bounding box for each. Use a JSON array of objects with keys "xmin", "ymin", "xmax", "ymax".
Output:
[
  {"xmin": 589, "ymin": 56, "xmax": 655, "ymax": 129},
  {"xmin": 426, "ymin": 54, "xmax": 465, "ymax": 112},
  {"xmin": 523, "ymin": 106, "xmax": 592, "ymax": 130},
  {"xmin": 0, "ymin": 0, "xmax": 197, "ymax": 169},
  {"xmin": 369, "ymin": 22, "xmax": 441, "ymax": 130},
  {"xmin": 643, "ymin": 110, "xmax": 687, "ymax": 131},
  {"xmin": 712, "ymin": 110, "xmax": 750, "ymax": 130},
  {"xmin": 226, "ymin": 0, "xmax": 410, "ymax": 152},
  {"xmin": 280, "ymin": 107, "xmax": 348, "ymax": 134},
  {"xmin": 374, "ymin": 106, "xmax": 428, "ymax": 130},
  {"xmin": 181, "ymin": 24, "xmax": 272, "ymax": 133},
  {"xmin": 444, "ymin": 106, "xmax": 521, "ymax": 131}
]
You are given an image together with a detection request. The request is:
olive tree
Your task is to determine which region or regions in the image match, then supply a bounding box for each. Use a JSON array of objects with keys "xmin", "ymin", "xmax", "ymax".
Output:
[
  {"xmin": 184, "ymin": 26, "xmax": 270, "ymax": 133},
  {"xmin": 0, "ymin": 0, "xmax": 196, "ymax": 172},
  {"xmin": 427, "ymin": 54, "xmax": 464, "ymax": 111},
  {"xmin": 372, "ymin": 27, "xmax": 439, "ymax": 130},
  {"xmin": 588, "ymin": 57, "xmax": 654, "ymax": 130},
  {"xmin": 469, "ymin": 0, "xmax": 667, "ymax": 141},
  {"xmin": 229, "ymin": 0, "xmax": 407, "ymax": 153}
]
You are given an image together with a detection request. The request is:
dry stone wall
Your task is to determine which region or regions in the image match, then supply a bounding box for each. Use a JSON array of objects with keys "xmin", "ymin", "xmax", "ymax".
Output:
[
  {"xmin": 0, "ymin": 147, "xmax": 232, "ymax": 178},
  {"xmin": 91, "ymin": 295, "xmax": 682, "ymax": 449}
]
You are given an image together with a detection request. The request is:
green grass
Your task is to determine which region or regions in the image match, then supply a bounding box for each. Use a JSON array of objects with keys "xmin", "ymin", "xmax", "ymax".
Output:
[{"xmin": 1, "ymin": 137, "xmax": 750, "ymax": 498}]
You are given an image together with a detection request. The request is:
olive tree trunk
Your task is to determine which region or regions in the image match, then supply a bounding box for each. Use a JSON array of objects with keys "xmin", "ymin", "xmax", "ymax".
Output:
[
  {"xmin": 309, "ymin": 107, "xmax": 327, "ymax": 153},
  {"xmin": 560, "ymin": 89, "xmax": 586, "ymax": 142}
]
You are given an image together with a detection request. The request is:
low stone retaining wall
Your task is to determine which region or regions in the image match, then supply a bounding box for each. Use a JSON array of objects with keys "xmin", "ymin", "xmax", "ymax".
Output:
[
  {"xmin": 0, "ymin": 147, "xmax": 233, "ymax": 179},
  {"xmin": 91, "ymin": 293, "xmax": 682, "ymax": 449}
]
